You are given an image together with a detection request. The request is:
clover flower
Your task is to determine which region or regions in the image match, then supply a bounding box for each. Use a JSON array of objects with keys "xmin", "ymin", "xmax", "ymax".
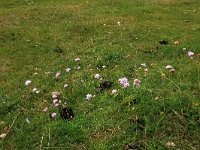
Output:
[
  {"xmin": 112, "ymin": 89, "xmax": 117, "ymax": 94},
  {"xmin": 51, "ymin": 112, "xmax": 57, "ymax": 118},
  {"xmin": 52, "ymin": 95, "xmax": 57, "ymax": 99},
  {"xmin": 95, "ymin": 74, "xmax": 100, "ymax": 79},
  {"xmin": 141, "ymin": 63, "xmax": 146, "ymax": 67},
  {"xmin": 123, "ymin": 82, "xmax": 129, "ymax": 88},
  {"xmin": 43, "ymin": 107, "xmax": 48, "ymax": 112},
  {"xmin": 133, "ymin": 79, "xmax": 141, "ymax": 87},
  {"xmin": 86, "ymin": 94, "xmax": 93, "ymax": 100},
  {"xmin": 35, "ymin": 90, "xmax": 40, "ymax": 94},
  {"xmin": 118, "ymin": 77, "xmax": 128, "ymax": 85},
  {"xmin": 118, "ymin": 77, "xmax": 129, "ymax": 88},
  {"xmin": 188, "ymin": 51, "xmax": 194, "ymax": 57},
  {"xmin": 166, "ymin": 65, "xmax": 173, "ymax": 70},
  {"xmin": 117, "ymin": 21, "xmax": 121, "ymax": 25},
  {"xmin": 53, "ymin": 99, "xmax": 58, "ymax": 103},
  {"xmin": 66, "ymin": 68, "xmax": 71, "ymax": 72},
  {"xmin": 174, "ymin": 41, "xmax": 180, "ymax": 45},
  {"xmin": 25, "ymin": 80, "xmax": 32, "ymax": 86},
  {"xmin": 55, "ymin": 72, "xmax": 61, "ymax": 79},
  {"xmin": 182, "ymin": 48, "xmax": 187, "ymax": 51},
  {"xmin": 54, "ymin": 103, "xmax": 60, "ymax": 107},
  {"xmin": 64, "ymin": 84, "xmax": 68, "ymax": 88},
  {"xmin": 75, "ymin": 58, "xmax": 80, "ymax": 61},
  {"xmin": 32, "ymin": 88, "xmax": 37, "ymax": 93}
]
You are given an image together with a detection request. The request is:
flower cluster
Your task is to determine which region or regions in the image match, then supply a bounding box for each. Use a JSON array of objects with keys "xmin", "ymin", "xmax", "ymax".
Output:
[{"xmin": 119, "ymin": 77, "xmax": 129, "ymax": 88}]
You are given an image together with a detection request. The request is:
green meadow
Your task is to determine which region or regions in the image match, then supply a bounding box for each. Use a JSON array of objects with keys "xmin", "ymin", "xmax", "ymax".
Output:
[{"xmin": 0, "ymin": 0, "xmax": 200, "ymax": 149}]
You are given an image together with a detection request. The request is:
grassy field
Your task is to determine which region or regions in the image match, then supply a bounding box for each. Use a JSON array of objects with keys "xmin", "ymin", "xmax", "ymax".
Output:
[{"xmin": 0, "ymin": 0, "xmax": 200, "ymax": 149}]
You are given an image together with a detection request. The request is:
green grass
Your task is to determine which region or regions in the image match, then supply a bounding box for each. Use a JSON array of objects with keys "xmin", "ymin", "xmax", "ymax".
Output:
[{"xmin": 0, "ymin": 0, "xmax": 200, "ymax": 149}]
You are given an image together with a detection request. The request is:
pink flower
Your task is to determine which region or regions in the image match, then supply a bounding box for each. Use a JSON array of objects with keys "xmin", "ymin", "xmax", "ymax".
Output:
[
  {"xmin": 166, "ymin": 65, "xmax": 173, "ymax": 70},
  {"xmin": 133, "ymin": 79, "xmax": 141, "ymax": 87},
  {"xmin": 53, "ymin": 99, "xmax": 58, "ymax": 103},
  {"xmin": 112, "ymin": 89, "xmax": 117, "ymax": 94},
  {"xmin": 119, "ymin": 77, "xmax": 129, "ymax": 88},
  {"xmin": 188, "ymin": 51, "xmax": 194, "ymax": 57},
  {"xmin": 95, "ymin": 74, "xmax": 100, "ymax": 79},
  {"xmin": 64, "ymin": 84, "xmax": 68, "ymax": 88},
  {"xmin": 55, "ymin": 72, "xmax": 61, "ymax": 79},
  {"xmin": 123, "ymin": 82, "xmax": 129, "ymax": 88},
  {"xmin": 75, "ymin": 58, "xmax": 80, "ymax": 61},
  {"xmin": 52, "ymin": 95, "xmax": 57, "ymax": 99},
  {"xmin": 51, "ymin": 112, "xmax": 57, "ymax": 118},
  {"xmin": 54, "ymin": 103, "xmax": 60, "ymax": 107},
  {"xmin": 119, "ymin": 77, "xmax": 128, "ymax": 85}
]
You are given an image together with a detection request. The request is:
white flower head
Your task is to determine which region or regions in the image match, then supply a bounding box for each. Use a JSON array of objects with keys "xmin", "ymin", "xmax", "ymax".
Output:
[
  {"xmin": 86, "ymin": 94, "xmax": 93, "ymax": 100},
  {"xmin": 182, "ymin": 48, "xmax": 187, "ymax": 51},
  {"xmin": 102, "ymin": 65, "xmax": 106, "ymax": 69},
  {"xmin": 25, "ymin": 80, "xmax": 32, "ymax": 86},
  {"xmin": 43, "ymin": 107, "xmax": 48, "ymax": 112},
  {"xmin": 141, "ymin": 63, "xmax": 146, "ymax": 67},
  {"xmin": 95, "ymin": 74, "xmax": 100, "ymax": 79},
  {"xmin": 112, "ymin": 89, "xmax": 117, "ymax": 94},
  {"xmin": 32, "ymin": 88, "xmax": 37, "ymax": 93},
  {"xmin": 75, "ymin": 58, "xmax": 80, "ymax": 61},
  {"xmin": 66, "ymin": 68, "xmax": 71, "ymax": 72},
  {"xmin": 35, "ymin": 90, "xmax": 40, "ymax": 94},
  {"xmin": 64, "ymin": 84, "xmax": 68, "ymax": 88}
]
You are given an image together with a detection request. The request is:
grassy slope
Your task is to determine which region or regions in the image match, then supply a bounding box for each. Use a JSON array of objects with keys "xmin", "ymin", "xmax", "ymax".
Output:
[{"xmin": 0, "ymin": 0, "xmax": 200, "ymax": 149}]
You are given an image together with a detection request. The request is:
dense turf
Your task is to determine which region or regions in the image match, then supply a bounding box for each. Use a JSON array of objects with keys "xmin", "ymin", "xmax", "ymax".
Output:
[{"xmin": 0, "ymin": 0, "xmax": 200, "ymax": 149}]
